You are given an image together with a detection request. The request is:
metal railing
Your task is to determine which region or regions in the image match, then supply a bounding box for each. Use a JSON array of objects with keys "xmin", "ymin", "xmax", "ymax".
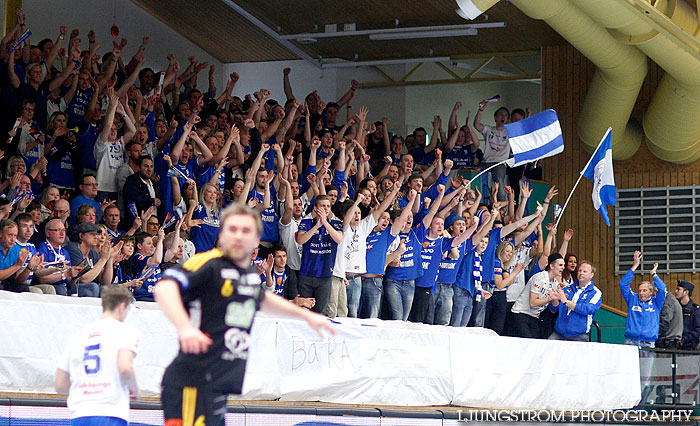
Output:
[{"xmin": 637, "ymin": 347, "xmax": 700, "ymax": 409}]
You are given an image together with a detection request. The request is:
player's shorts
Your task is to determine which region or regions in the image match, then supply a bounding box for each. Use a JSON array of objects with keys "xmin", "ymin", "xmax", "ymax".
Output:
[
  {"xmin": 162, "ymin": 384, "xmax": 227, "ymax": 426},
  {"xmin": 72, "ymin": 416, "xmax": 127, "ymax": 426}
]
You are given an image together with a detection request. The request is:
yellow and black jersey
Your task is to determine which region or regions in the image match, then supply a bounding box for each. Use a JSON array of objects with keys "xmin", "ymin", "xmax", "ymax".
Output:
[{"xmin": 160, "ymin": 249, "xmax": 265, "ymax": 393}]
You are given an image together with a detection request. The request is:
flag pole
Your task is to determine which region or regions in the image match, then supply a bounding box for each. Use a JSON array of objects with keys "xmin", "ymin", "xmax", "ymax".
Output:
[
  {"xmin": 466, "ymin": 158, "xmax": 511, "ymax": 188},
  {"xmin": 554, "ymin": 127, "xmax": 612, "ymax": 229}
]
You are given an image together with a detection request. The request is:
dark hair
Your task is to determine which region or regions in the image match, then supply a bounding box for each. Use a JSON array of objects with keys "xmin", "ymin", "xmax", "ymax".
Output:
[
  {"xmin": 134, "ymin": 231, "xmax": 152, "ymax": 249},
  {"xmin": 37, "ymin": 38, "xmax": 52, "ymax": 51},
  {"xmin": 273, "ymin": 244, "xmax": 287, "ymax": 255},
  {"xmin": 325, "ymin": 102, "xmax": 340, "ymax": 111},
  {"xmin": 104, "ymin": 204, "xmax": 120, "ymax": 215},
  {"xmin": 511, "ymin": 108, "xmax": 526, "ymax": 118},
  {"xmin": 413, "ymin": 127, "xmax": 427, "ymax": 136},
  {"xmin": 494, "ymin": 106, "xmax": 510, "ymax": 118},
  {"xmin": 27, "ymin": 200, "xmax": 42, "ymax": 213},
  {"xmin": 325, "ymin": 185, "xmax": 338, "ymax": 194},
  {"xmin": 138, "ymin": 68, "xmax": 154, "ymax": 80},
  {"xmin": 15, "ymin": 213, "xmax": 32, "ymax": 225},
  {"xmin": 137, "ymin": 155, "xmax": 153, "ymax": 167},
  {"xmin": 80, "ymin": 173, "xmax": 97, "ymax": 185},
  {"xmin": 125, "ymin": 140, "xmax": 141, "ymax": 151}
]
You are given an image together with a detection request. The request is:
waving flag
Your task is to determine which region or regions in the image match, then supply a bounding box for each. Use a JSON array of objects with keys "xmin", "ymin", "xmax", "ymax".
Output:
[
  {"xmin": 505, "ymin": 109, "xmax": 563, "ymax": 167},
  {"xmin": 582, "ymin": 128, "xmax": 616, "ymax": 226},
  {"xmin": 486, "ymin": 94, "xmax": 501, "ymax": 103}
]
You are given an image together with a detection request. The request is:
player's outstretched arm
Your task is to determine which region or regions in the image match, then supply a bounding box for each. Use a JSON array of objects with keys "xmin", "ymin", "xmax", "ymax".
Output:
[
  {"xmin": 154, "ymin": 279, "xmax": 213, "ymax": 354},
  {"xmin": 261, "ymin": 292, "xmax": 336, "ymax": 338}
]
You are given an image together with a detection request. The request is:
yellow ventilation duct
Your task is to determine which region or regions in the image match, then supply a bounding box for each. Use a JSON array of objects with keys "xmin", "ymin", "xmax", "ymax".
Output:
[
  {"xmin": 569, "ymin": 0, "xmax": 700, "ymax": 163},
  {"xmin": 457, "ymin": 0, "xmax": 646, "ymax": 159}
]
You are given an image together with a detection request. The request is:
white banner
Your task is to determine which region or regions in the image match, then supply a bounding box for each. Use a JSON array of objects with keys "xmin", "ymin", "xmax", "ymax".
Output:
[{"xmin": 0, "ymin": 291, "xmax": 642, "ymax": 409}]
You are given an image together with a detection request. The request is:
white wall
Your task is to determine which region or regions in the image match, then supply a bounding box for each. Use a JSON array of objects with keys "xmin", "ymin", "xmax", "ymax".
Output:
[
  {"xmin": 19, "ymin": 0, "xmax": 222, "ymax": 83},
  {"xmin": 223, "ymin": 60, "xmax": 336, "ymax": 106}
]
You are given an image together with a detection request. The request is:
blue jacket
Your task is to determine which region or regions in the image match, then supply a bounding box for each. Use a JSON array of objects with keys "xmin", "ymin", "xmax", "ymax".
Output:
[
  {"xmin": 619, "ymin": 269, "xmax": 666, "ymax": 342},
  {"xmin": 551, "ymin": 280, "xmax": 602, "ymax": 338}
]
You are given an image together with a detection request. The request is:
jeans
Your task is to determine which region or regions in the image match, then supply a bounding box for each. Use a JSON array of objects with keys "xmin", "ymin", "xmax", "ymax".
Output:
[
  {"xmin": 359, "ymin": 277, "xmax": 383, "ymax": 319},
  {"xmin": 346, "ymin": 275, "xmax": 362, "ymax": 318},
  {"xmin": 450, "ymin": 286, "xmax": 473, "ymax": 327},
  {"xmin": 299, "ymin": 275, "xmax": 332, "ymax": 315},
  {"xmin": 433, "ymin": 283, "xmax": 454, "ymax": 326},
  {"xmin": 480, "ymin": 162, "xmax": 507, "ymax": 202},
  {"xmin": 59, "ymin": 282, "xmax": 100, "ymax": 297},
  {"xmin": 548, "ymin": 330, "xmax": 589, "ymax": 342},
  {"xmin": 468, "ymin": 293, "xmax": 486, "ymax": 327},
  {"xmin": 408, "ymin": 285, "xmax": 433, "ymax": 323},
  {"xmin": 625, "ymin": 338, "xmax": 655, "ymax": 348},
  {"xmin": 384, "ymin": 279, "xmax": 415, "ymax": 321}
]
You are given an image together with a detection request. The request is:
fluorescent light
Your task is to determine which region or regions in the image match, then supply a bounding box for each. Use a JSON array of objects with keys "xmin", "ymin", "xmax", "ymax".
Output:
[{"xmin": 369, "ymin": 28, "xmax": 478, "ymax": 40}]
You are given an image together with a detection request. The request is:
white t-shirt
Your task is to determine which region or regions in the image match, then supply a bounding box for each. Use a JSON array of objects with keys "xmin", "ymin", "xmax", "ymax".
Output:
[
  {"xmin": 511, "ymin": 270, "xmax": 555, "ymax": 318},
  {"xmin": 333, "ymin": 214, "xmax": 377, "ymax": 278},
  {"xmin": 506, "ymin": 244, "xmax": 533, "ymax": 302},
  {"xmin": 278, "ymin": 217, "xmax": 302, "ymax": 271},
  {"xmin": 481, "ymin": 125, "xmax": 510, "ymax": 163},
  {"xmin": 57, "ymin": 317, "xmax": 139, "ymax": 421},
  {"xmin": 94, "ymin": 136, "xmax": 125, "ymax": 192}
]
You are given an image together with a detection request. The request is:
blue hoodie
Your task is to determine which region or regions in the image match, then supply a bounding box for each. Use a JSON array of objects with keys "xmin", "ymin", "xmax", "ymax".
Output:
[
  {"xmin": 619, "ymin": 269, "xmax": 666, "ymax": 342},
  {"xmin": 551, "ymin": 280, "xmax": 602, "ymax": 338}
]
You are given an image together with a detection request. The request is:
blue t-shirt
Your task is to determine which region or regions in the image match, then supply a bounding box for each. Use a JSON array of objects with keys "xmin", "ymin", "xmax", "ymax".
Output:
[
  {"xmin": 481, "ymin": 228, "xmax": 502, "ymax": 283},
  {"xmin": 384, "ymin": 226, "xmax": 425, "ymax": 281},
  {"xmin": 0, "ymin": 244, "xmax": 22, "ymax": 283},
  {"xmin": 196, "ymin": 164, "xmax": 225, "ymax": 192},
  {"xmin": 437, "ymin": 240, "xmax": 467, "ymax": 285},
  {"xmin": 190, "ymin": 203, "xmax": 220, "ymax": 253},
  {"xmin": 46, "ymin": 146, "xmax": 75, "ymax": 189},
  {"xmin": 364, "ymin": 227, "xmax": 396, "ymax": 276},
  {"xmin": 415, "ymin": 225, "xmax": 454, "ymax": 289},
  {"xmin": 76, "ymin": 122, "xmax": 99, "ymax": 171},
  {"xmin": 66, "ymin": 87, "xmax": 95, "ymax": 128},
  {"xmin": 446, "ymin": 144, "xmax": 473, "ymax": 169},
  {"xmin": 16, "ymin": 241, "xmax": 37, "ymax": 284},
  {"xmin": 130, "ymin": 252, "xmax": 161, "ymax": 301},
  {"xmin": 249, "ymin": 186, "xmax": 279, "ymax": 244},
  {"xmin": 37, "ymin": 241, "xmax": 71, "ymax": 287},
  {"xmin": 297, "ymin": 217, "xmax": 343, "ymax": 278},
  {"xmin": 272, "ymin": 269, "xmax": 286, "ymax": 296}
]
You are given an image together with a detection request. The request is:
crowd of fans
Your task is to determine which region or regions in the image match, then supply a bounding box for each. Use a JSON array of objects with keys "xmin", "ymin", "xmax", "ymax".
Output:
[{"xmin": 0, "ymin": 10, "xmax": 698, "ymax": 347}]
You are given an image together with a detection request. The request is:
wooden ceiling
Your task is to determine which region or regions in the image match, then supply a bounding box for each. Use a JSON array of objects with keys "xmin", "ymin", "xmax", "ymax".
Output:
[{"xmin": 130, "ymin": 0, "xmax": 700, "ymax": 64}]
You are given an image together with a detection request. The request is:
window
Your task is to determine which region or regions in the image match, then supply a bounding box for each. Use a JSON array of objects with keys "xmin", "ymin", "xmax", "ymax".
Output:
[{"xmin": 615, "ymin": 186, "xmax": 698, "ymax": 274}]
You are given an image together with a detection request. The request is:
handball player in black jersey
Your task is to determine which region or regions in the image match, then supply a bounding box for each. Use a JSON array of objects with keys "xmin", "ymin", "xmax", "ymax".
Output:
[{"xmin": 155, "ymin": 204, "xmax": 334, "ymax": 426}]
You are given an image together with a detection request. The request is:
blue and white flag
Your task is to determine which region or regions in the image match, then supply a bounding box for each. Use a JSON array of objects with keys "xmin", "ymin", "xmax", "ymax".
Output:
[
  {"xmin": 504, "ymin": 109, "xmax": 563, "ymax": 167},
  {"xmin": 582, "ymin": 128, "xmax": 616, "ymax": 226}
]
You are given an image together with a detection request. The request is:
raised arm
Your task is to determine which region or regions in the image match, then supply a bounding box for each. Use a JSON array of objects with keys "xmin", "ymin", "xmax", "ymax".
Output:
[
  {"xmin": 282, "ymin": 67, "xmax": 295, "ymax": 100},
  {"xmin": 421, "ymin": 184, "xmax": 446, "ymax": 229},
  {"xmin": 558, "ymin": 228, "xmax": 573, "ymax": 258},
  {"xmin": 473, "ymin": 99, "xmax": 487, "ymax": 133},
  {"xmin": 98, "ymin": 88, "xmax": 119, "ymax": 142}
]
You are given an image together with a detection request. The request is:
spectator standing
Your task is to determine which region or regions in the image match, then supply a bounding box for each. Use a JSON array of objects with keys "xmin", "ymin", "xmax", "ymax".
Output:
[
  {"xmin": 619, "ymin": 251, "xmax": 666, "ymax": 348},
  {"xmin": 656, "ymin": 289, "xmax": 683, "ymax": 349},
  {"xmin": 675, "ymin": 280, "xmax": 700, "ymax": 350},
  {"xmin": 548, "ymin": 260, "xmax": 602, "ymax": 341}
]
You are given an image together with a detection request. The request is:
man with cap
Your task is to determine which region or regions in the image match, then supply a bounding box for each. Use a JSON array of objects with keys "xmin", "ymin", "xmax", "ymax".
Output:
[
  {"xmin": 66, "ymin": 222, "xmax": 119, "ymax": 297},
  {"xmin": 510, "ymin": 253, "xmax": 565, "ymax": 338},
  {"xmin": 675, "ymin": 280, "xmax": 700, "ymax": 350},
  {"xmin": 619, "ymin": 251, "xmax": 666, "ymax": 348}
]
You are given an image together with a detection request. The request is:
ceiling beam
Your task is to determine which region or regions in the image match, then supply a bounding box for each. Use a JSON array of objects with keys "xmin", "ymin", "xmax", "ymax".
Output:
[
  {"xmin": 358, "ymin": 74, "xmax": 541, "ymax": 89},
  {"xmin": 279, "ymin": 23, "xmax": 505, "ymax": 40},
  {"xmin": 219, "ymin": 0, "xmax": 321, "ymax": 68}
]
